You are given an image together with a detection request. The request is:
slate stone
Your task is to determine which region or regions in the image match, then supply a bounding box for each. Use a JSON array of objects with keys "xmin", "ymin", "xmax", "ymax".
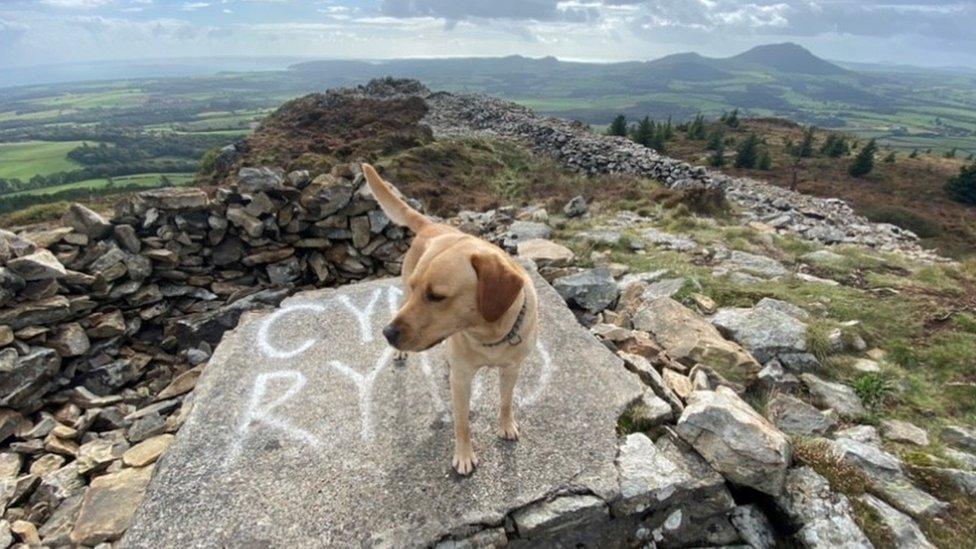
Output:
[
  {"xmin": 766, "ymin": 393, "xmax": 836, "ymax": 436},
  {"xmin": 774, "ymin": 466, "xmax": 871, "ymax": 548},
  {"xmin": 552, "ymin": 267, "xmax": 619, "ymax": 313},
  {"xmin": 502, "ymin": 221, "xmax": 551, "ymax": 249},
  {"xmin": 6, "ymin": 249, "xmax": 66, "ymax": 281},
  {"xmin": 712, "ymin": 302, "xmax": 808, "ymax": 364},
  {"xmin": 676, "ymin": 387, "xmax": 791, "ymax": 495},
  {"xmin": 633, "ymin": 297, "xmax": 760, "ymax": 384},
  {"xmin": 857, "ymin": 494, "xmax": 935, "ymax": 549},
  {"xmin": 123, "ymin": 273, "xmax": 642, "ymax": 547},
  {"xmin": 64, "ymin": 203, "xmax": 112, "ymax": 240},
  {"xmin": 237, "ymin": 166, "xmax": 285, "ymax": 193},
  {"xmin": 802, "ymin": 373, "xmax": 867, "ymax": 420}
]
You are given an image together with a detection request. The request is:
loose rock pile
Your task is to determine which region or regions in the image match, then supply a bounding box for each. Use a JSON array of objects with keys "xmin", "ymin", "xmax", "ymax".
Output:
[
  {"xmin": 0, "ymin": 162, "xmax": 409, "ymax": 545},
  {"xmin": 422, "ymin": 90, "xmax": 944, "ymax": 262}
]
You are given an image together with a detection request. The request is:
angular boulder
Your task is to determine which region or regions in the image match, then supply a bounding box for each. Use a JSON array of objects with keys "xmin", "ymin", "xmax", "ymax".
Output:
[
  {"xmin": 123, "ymin": 273, "xmax": 643, "ymax": 547},
  {"xmin": 633, "ymin": 297, "xmax": 760, "ymax": 384},
  {"xmin": 711, "ymin": 300, "xmax": 808, "ymax": 364},
  {"xmin": 552, "ymin": 267, "xmax": 619, "ymax": 313},
  {"xmin": 6, "ymin": 249, "xmax": 66, "ymax": 281},
  {"xmin": 801, "ymin": 373, "xmax": 867, "ymax": 420},
  {"xmin": 676, "ymin": 387, "xmax": 791, "ymax": 495},
  {"xmin": 774, "ymin": 467, "xmax": 871, "ymax": 548},
  {"xmin": 766, "ymin": 393, "xmax": 836, "ymax": 437}
]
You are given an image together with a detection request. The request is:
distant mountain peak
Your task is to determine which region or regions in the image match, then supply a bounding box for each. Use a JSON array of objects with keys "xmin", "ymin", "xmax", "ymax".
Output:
[{"xmin": 730, "ymin": 42, "xmax": 847, "ymax": 75}]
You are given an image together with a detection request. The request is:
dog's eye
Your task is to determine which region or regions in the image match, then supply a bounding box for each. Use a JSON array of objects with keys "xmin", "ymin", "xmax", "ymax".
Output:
[{"xmin": 425, "ymin": 289, "xmax": 446, "ymax": 302}]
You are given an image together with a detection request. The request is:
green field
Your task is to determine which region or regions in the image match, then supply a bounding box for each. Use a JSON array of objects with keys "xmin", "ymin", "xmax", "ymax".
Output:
[
  {"xmin": 3, "ymin": 172, "xmax": 195, "ymax": 197},
  {"xmin": 0, "ymin": 140, "xmax": 88, "ymax": 179}
]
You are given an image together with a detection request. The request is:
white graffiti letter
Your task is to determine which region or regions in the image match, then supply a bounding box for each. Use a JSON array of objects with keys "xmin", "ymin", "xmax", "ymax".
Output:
[
  {"xmin": 224, "ymin": 370, "xmax": 321, "ymax": 466},
  {"xmin": 257, "ymin": 303, "xmax": 325, "ymax": 359},
  {"xmin": 338, "ymin": 289, "xmax": 382, "ymax": 343},
  {"xmin": 328, "ymin": 346, "xmax": 394, "ymax": 440}
]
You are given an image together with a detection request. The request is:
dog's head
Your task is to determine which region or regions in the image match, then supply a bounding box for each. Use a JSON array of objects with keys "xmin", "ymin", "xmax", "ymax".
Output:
[{"xmin": 383, "ymin": 240, "xmax": 524, "ymax": 352}]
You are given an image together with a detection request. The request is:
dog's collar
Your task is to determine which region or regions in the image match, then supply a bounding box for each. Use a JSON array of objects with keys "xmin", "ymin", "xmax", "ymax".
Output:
[{"xmin": 483, "ymin": 296, "xmax": 527, "ymax": 347}]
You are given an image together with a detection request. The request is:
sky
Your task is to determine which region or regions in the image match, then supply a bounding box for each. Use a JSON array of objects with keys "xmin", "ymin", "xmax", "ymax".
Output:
[{"xmin": 0, "ymin": 0, "xmax": 974, "ymax": 69}]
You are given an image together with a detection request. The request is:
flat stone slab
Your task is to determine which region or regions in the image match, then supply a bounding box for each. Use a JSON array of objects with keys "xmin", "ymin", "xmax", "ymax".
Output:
[{"xmin": 123, "ymin": 269, "xmax": 641, "ymax": 547}]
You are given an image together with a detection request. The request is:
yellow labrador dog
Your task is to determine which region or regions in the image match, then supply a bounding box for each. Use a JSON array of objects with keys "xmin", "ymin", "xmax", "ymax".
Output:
[{"xmin": 361, "ymin": 163, "xmax": 539, "ymax": 475}]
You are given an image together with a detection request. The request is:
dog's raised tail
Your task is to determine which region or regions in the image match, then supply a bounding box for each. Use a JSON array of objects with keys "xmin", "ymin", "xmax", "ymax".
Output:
[{"xmin": 361, "ymin": 163, "xmax": 428, "ymax": 232}]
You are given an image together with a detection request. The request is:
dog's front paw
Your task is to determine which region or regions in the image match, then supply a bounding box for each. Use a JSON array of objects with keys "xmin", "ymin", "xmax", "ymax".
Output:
[
  {"xmin": 452, "ymin": 448, "xmax": 478, "ymax": 476},
  {"xmin": 499, "ymin": 419, "xmax": 519, "ymax": 441}
]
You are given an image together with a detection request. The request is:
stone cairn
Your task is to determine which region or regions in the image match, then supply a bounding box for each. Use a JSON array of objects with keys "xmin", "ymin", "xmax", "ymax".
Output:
[{"xmin": 0, "ymin": 163, "xmax": 409, "ymax": 545}]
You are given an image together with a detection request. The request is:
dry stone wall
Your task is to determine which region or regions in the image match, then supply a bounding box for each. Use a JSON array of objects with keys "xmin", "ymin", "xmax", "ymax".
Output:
[{"xmin": 422, "ymin": 91, "xmax": 943, "ymax": 262}]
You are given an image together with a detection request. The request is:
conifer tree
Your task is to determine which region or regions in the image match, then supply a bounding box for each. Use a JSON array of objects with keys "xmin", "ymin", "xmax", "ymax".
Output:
[{"xmin": 848, "ymin": 139, "xmax": 877, "ymax": 177}]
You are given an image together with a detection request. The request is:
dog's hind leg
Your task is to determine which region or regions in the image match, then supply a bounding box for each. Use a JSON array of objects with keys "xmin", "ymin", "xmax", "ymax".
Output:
[{"xmin": 498, "ymin": 363, "xmax": 521, "ymax": 441}]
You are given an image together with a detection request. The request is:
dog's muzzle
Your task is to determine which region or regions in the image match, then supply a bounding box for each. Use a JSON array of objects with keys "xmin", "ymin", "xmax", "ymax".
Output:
[{"xmin": 382, "ymin": 323, "xmax": 403, "ymax": 348}]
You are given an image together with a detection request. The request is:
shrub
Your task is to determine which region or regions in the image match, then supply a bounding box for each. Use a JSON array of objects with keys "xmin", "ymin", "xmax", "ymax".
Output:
[
  {"xmin": 757, "ymin": 149, "xmax": 773, "ymax": 170},
  {"xmin": 853, "ymin": 373, "xmax": 893, "ymax": 412},
  {"xmin": 607, "ymin": 114, "xmax": 628, "ymax": 136},
  {"xmin": 820, "ymin": 133, "xmax": 849, "ymax": 158},
  {"xmin": 945, "ymin": 162, "xmax": 976, "ymax": 206},
  {"xmin": 848, "ymin": 139, "xmax": 877, "ymax": 177},
  {"xmin": 734, "ymin": 133, "xmax": 760, "ymax": 168}
]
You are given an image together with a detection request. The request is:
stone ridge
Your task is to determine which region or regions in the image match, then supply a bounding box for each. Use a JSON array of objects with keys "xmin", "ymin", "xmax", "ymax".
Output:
[{"xmin": 420, "ymin": 90, "xmax": 943, "ymax": 262}]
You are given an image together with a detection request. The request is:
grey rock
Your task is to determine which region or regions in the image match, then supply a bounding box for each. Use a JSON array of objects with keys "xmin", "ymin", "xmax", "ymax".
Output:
[
  {"xmin": 127, "ymin": 412, "xmax": 166, "ymax": 443},
  {"xmin": 552, "ymin": 267, "xmax": 619, "ymax": 313},
  {"xmin": 136, "ymin": 187, "xmax": 208, "ymax": 210},
  {"xmin": 38, "ymin": 494, "xmax": 83, "ymax": 546},
  {"xmin": 876, "ymin": 479, "xmax": 949, "ymax": 519},
  {"xmin": 730, "ymin": 504, "xmax": 777, "ymax": 549},
  {"xmin": 931, "ymin": 467, "xmax": 976, "ymax": 496},
  {"xmin": 64, "ymin": 203, "xmax": 112, "ymax": 240},
  {"xmin": 511, "ymin": 495, "xmax": 607, "ymax": 539},
  {"xmin": 802, "ymin": 250, "xmax": 845, "ymax": 265},
  {"xmin": 881, "ymin": 419, "xmax": 929, "ymax": 446},
  {"xmin": 113, "ymin": 224, "xmax": 141, "ymax": 253},
  {"xmin": 617, "ymin": 269, "xmax": 668, "ymax": 292},
  {"xmin": 836, "ymin": 424, "xmax": 882, "ymax": 446},
  {"xmin": 502, "ymin": 220, "xmax": 551, "ymax": 248},
  {"xmin": 640, "ymin": 277, "xmax": 686, "ymax": 300},
  {"xmin": 48, "ymin": 322, "xmax": 90, "ymax": 357},
  {"xmin": 640, "ymin": 227, "xmax": 696, "ymax": 251},
  {"xmin": 0, "ymin": 347, "xmax": 60, "ymax": 412},
  {"xmin": 766, "ymin": 393, "xmax": 836, "ymax": 436},
  {"xmin": 830, "ymin": 437, "xmax": 903, "ymax": 481},
  {"xmin": 83, "ymin": 359, "xmax": 139, "ymax": 395},
  {"xmin": 6, "ymin": 249, "xmax": 66, "ymax": 281},
  {"xmin": 237, "ymin": 166, "xmax": 285, "ymax": 193},
  {"xmin": 579, "ymin": 228, "xmax": 622, "ymax": 246},
  {"xmin": 632, "ymin": 297, "xmax": 760, "ymax": 384},
  {"xmin": 801, "ymin": 373, "xmax": 867, "ymax": 420},
  {"xmin": 628, "ymin": 391, "xmax": 673, "ymax": 429},
  {"xmin": 613, "ymin": 433, "xmax": 688, "ymax": 515},
  {"xmin": 774, "ymin": 466, "xmax": 871, "ymax": 549},
  {"xmin": 858, "ymin": 493, "xmax": 935, "ymax": 549},
  {"xmin": 123, "ymin": 274, "xmax": 642, "ymax": 547},
  {"xmin": 712, "ymin": 302, "xmax": 807, "ymax": 364},
  {"xmin": 563, "ymin": 195, "xmax": 587, "ymax": 217},
  {"xmin": 945, "ymin": 448, "xmax": 976, "ymax": 470},
  {"xmin": 942, "ymin": 425, "xmax": 976, "ymax": 452},
  {"xmin": 676, "ymin": 387, "xmax": 792, "ymax": 495},
  {"xmin": 72, "ymin": 465, "xmax": 154, "ymax": 545},
  {"xmin": 721, "ymin": 250, "xmax": 789, "ymax": 279}
]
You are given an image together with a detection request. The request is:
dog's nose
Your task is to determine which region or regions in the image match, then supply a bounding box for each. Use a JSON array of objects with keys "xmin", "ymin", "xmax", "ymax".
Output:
[{"xmin": 382, "ymin": 323, "xmax": 402, "ymax": 347}]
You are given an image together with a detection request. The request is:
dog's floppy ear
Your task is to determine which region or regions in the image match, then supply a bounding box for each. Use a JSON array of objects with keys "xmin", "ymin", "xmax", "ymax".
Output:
[{"xmin": 470, "ymin": 253, "xmax": 524, "ymax": 323}]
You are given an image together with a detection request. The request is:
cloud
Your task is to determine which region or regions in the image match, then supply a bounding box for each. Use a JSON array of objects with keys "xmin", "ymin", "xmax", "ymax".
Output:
[
  {"xmin": 181, "ymin": 2, "xmax": 210, "ymax": 11},
  {"xmin": 39, "ymin": 0, "xmax": 113, "ymax": 7},
  {"xmin": 379, "ymin": 0, "xmax": 598, "ymax": 23}
]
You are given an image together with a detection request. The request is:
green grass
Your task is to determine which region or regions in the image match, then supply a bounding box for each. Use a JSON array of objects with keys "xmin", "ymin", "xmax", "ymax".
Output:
[
  {"xmin": 3, "ymin": 172, "xmax": 195, "ymax": 197},
  {"xmin": 0, "ymin": 140, "xmax": 89, "ymax": 179}
]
